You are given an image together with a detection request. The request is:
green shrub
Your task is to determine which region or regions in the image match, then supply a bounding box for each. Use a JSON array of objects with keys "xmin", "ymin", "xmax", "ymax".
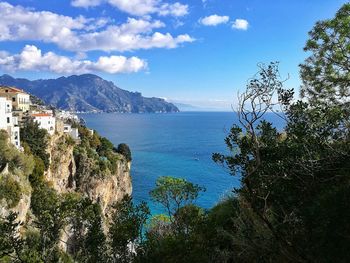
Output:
[
  {"xmin": 116, "ymin": 143, "xmax": 132, "ymax": 162},
  {"xmin": 0, "ymin": 130, "xmax": 34, "ymax": 177},
  {"xmin": 20, "ymin": 119, "xmax": 50, "ymax": 169},
  {"xmin": 0, "ymin": 175, "xmax": 21, "ymax": 208}
]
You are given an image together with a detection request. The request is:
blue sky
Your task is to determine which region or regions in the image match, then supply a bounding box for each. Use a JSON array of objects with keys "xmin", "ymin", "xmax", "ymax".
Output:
[{"xmin": 0, "ymin": 0, "xmax": 347, "ymax": 110}]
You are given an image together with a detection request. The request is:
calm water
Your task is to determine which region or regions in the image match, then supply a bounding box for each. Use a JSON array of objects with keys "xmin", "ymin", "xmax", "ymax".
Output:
[{"xmin": 81, "ymin": 112, "xmax": 283, "ymax": 213}]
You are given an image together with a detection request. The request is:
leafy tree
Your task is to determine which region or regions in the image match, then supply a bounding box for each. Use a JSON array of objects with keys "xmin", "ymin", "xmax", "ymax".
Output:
[
  {"xmin": 21, "ymin": 119, "xmax": 50, "ymax": 169},
  {"xmin": 0, "ymin": 130, "xmax": 34, "ymax": 177},
  {"xmin": 109, "ymin": 196, "xmax": 150, "ymax": 263},
  {"xmin": 0, "ymin": 176, "xmax": 21, "ymax": 209},
  {"xmin": 138, "ymin": 178, "xmax": 207, "ymax": 263},
  {"xmin": 97, "ymin": 137, "xmax": 114, "ymax": 155},
  {"xmin": 300, "ymin": 3, "xmax": 350, "ymax": 105},
  {"xmin": 213, "ymin": 61, "xmax": 350, "ymax": 262},
  {"xmin": 84, "ymin": 204, "xmax": 108, "ymax": 263},
  {"xmin": 0, "ymin": 212, "xmax": 23, "ymax": 261},
  {"xmin": 150, "ymin": 176, "xmax": 205, "ymax": 219},
  {"xmin": 28, "ymin": 157, "xmax": 45, "ymax": 187},
  {"xmin": 116, "ymin": 143, "xmax": 132, "ymax": 162}
]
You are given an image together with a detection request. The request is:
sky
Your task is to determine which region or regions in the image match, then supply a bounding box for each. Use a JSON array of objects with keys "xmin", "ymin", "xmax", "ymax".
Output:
[{"xmin": 0, "ymin": 0, "xmax": 347, "ymax": 110}]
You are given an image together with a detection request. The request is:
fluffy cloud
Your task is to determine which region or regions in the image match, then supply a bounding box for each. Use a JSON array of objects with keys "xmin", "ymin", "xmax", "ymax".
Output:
[
  {"xmin": 0, "ymin": 45, "xmax": 147, "ymax": 74},
  {"xmin": 232, "ymin": 19, "xmax": 249, "ymax": 30},
  {"xmin": 71, "ymin": 0, "xmax": 188, "ymax": 17},
  {"xmin": 0, "ymin": 2, "xmax": 194, "ymax": 52},
  {"xmin": 199, "ymin": 14, "xmax": 229, "ymax": 26}
]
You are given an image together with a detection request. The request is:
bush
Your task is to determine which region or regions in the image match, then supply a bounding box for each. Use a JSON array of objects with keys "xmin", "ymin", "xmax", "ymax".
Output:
[
  {"xmin": 0, "ymin": 130, "xmax": 34, "ymax": 177},
  {"xmin": 20, "ymin": 119, "xmax": 50, "ymax": 169},
  {"xmin": 0, "ymin": 176, "xmax": 21, "ymax": 208},
  {"xmin": 116, "ymin": 143, "xmax": 132, "ymax": 162}
]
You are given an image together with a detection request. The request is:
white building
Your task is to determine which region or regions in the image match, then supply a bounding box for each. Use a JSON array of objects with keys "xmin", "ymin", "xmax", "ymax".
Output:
[
  {"xmin": 0, "ymin": 86, "xmax": 31, "ymax": 112},
  {"xmin": 32, "ymin": 113, "xmax": 56, "ymax": 135},
  {"xmin": 56, "ymin": 110, "xmax": 79, "ymax": 121},
  {"xmin": 63, "ymin": 124, "xmax": 80, "ymax": 140},
  {"xmin": 0, "ymin": 97, "xmax": 21, "ymax": 149}
]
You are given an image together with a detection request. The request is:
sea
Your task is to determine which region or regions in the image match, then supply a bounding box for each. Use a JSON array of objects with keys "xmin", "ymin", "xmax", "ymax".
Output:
[{"xmin": 81, "ymin": 112, "xmax": 283, "ymax": 214}]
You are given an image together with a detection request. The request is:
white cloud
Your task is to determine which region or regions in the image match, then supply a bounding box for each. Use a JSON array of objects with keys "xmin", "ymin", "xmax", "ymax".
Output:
[
  {"xmin": 199, "ymin": 14, "xmax": 229, "ymax": 26},
  {"xmin": 67, "ymin": 18, "xmax": 194, "ymax": 52},
  {"xmin": 232, "ymin": 19, "xmax": 249, "ymax": 30},
  {"xmin": 71, "ymin": 0, "xmax": 102, "ymax": 7},
  {"xmin": 0, "ymin": 45, "xmax": 147, "ymax": 74},
  {"xmin": 71, "ymin": 0, "xmax": 188, "ymax": 17},
  {"xmin": 0, "ymin": 2, "xmax": 86, "ymax": 43},
  {"xmin": 0, "ymin": 2, "xmax": 194, "ymax": 52}
]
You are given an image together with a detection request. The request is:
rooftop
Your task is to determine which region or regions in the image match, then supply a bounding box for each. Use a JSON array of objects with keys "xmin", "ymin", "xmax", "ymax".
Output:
[{"xmin": 0, "ymin": 86, "xmax": 28, "ymax": 94}]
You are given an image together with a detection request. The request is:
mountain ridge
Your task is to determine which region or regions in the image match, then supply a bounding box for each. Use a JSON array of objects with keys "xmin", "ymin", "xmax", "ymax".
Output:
[{"xmin": 0, "ymin": 74, "xmax": 179, "ymax": 113}]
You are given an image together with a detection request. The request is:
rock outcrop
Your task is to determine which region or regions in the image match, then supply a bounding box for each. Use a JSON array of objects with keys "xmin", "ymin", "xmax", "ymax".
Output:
[{"xmin": 46, "ymin": 132, "xmax": 132, "ymax": 217}]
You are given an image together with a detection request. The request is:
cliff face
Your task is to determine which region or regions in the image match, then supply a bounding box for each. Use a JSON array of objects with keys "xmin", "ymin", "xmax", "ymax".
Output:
[
  {"xmin": 78, "ymin": 160, "xmax": 132, "ymax": 216},
  {"xmin": 0, "ymin": 130, "xmax": 34, "ymax": 224},
  {"xmin": 0, "ymin": 125, "xmax": 132, "ymax": 234},
  {"xmin": 46, "ymin": 132, "xmax": 132, "ymax": 217}
]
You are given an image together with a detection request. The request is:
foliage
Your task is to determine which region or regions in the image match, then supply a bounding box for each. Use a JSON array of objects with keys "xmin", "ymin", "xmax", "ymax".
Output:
[
  {"xmin": 20, "ymin": 119, "xmax": 50, "ymax": 169},
  {"xmin": 84, "ymin": 205, "xmax": 108, "ymax": 263},
  {"xmin": 137, "ymin": 178, "xmax": 207, "ymax": 263},
  {"xmin": 2, "ymin": 4, "xmax": 350, "ymax": 262},
  {"xmin": 0, "ymin": 176, "xmax": 21, "ymax": 209},
  {"xmin": 30, "ymin": 183, "xmax": 67, "ymax": 261},
  {"xmin": 150, "ymin": 176, "xmax": 205, "ymax": 219},
  {"xmin": 109, "ymin": 195, "xmax": 150, "ymax": 263},
  {"xmin": 0, "ymin": 212, "xmax": 23, "ymax": 261},
  {"xmin": 300, "ymin": 3, "xmax": 350, "ymax": 105},
  {"xmin": 74, "ymin": 125, "xmax": 126, "ymax": 180},
  {"xmin": 29, "ymin": 157, "xmax": 45, "ymax": 187},
  {"xmin": 213, "ymin": 62, "xmax": 350, "ymax": 262},
  {"xmin": 116, "ymin": 143, "xmax": 132, "ymax": 162},
  {"xmin": 0, "ymin": 130, "xmax": 34, "ymax": 177}
]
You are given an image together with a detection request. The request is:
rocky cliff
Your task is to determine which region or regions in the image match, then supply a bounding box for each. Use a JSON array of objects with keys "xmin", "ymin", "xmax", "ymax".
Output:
[
  {"xmin": 46, "ymin": 132, "xmax": 132, "ymax": 217},
  {"xmin": 0, "ymin": 122, "xmax": 132, "ymax": 236}
]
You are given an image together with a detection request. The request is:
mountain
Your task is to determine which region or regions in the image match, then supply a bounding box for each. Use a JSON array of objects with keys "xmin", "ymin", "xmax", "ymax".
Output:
[
  {"xmin": 0, "ymin": 74, "xmax": 179, "ymax": 113},
  {"xmin": 172, "ymin": 102, "xmax": 202, "ymax": 111}
]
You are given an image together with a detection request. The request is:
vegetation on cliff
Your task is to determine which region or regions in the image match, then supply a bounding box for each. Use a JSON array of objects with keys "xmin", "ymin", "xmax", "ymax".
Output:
[
  {"xmin": 1, "ymin": 3, "xmax": 350, "ymax": 263},
  {"xmin": 0, "ymin": 115, "xmax": 134, "ymax": 262}
]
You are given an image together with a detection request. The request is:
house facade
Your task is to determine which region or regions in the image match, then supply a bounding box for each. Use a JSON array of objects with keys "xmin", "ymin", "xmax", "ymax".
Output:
[
  {"xmin": 32, "ymin": 113, "xmax": 56, "ymax": 135},
  {"xmin": 0, "ymin": 97, "xmax": 21, "ymax": 149},
  {"xmin": 0, "ymin": 86, "xmax": 31, "ymax": 112}
]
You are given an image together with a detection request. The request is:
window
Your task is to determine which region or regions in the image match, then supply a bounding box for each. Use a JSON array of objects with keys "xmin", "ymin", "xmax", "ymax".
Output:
[
  {"xmin": 12, "ymin": 97, "xmax": 15, "ymax": 102},
  {"xmin": 7, "ymin": 117, "xmax": 10, "ymax": 123}
]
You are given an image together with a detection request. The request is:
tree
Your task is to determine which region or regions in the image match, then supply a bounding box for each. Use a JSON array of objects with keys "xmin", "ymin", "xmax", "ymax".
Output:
[
  {"xmin": 109, "ymin": 196, "xmax": 150, "ymax": 263},
  {"xmin": 21, "ymin": 119, "xmax": 50, "ymax": 169},
  {"xmin": 0, "ymin": 212, "xmax": 23, "ymax": 261},
  {"xmin": 30, "ymin": 183, "xmax": 66, "ymax": 261},
  {"xmin": 84, "ymin": 206, "xmax": 108, "ymax": 263},
  {"xmin": 213, "ymin": 61, "xmax": 350, "ymax": 262},
  {"xmin": 300, "ymin": 3, "xmax": 350, "ymax": 105},
  {"xmin": 0, "ymin": 130, "xmax": 34, "ymax": 177},
  {"xmin": 116, "ymin": 143, "xmax": 132, "ymax": 162},
  {"xmin": 150, "ymin": 176, "xmax": 205, "ymax": 219}
]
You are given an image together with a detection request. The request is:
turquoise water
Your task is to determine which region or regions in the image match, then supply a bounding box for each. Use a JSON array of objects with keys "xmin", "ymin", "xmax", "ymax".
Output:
[{"xmin": 81, "ymin": 112, "xmax": 282, "ymax": 213}]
